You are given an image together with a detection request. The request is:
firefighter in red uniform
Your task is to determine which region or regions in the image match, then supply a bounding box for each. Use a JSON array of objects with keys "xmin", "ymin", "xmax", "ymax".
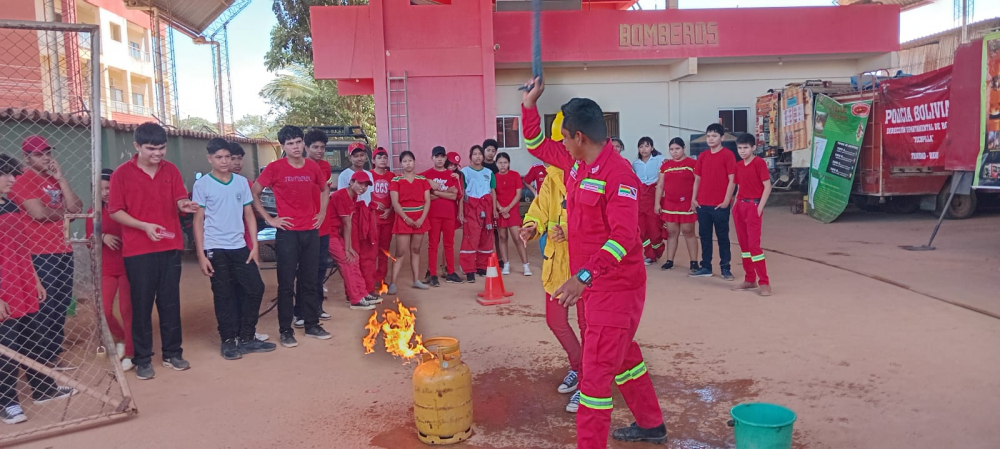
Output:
[{"xmin": 521, "ymin": 77, "xmax": 667, "ymax": 447}]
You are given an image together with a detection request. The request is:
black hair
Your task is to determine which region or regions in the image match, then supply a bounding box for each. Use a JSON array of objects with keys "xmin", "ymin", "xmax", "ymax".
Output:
[
  {"xmin": 134, "ymin": 122, "xmax": 167, "ymax": 146},
  {"xmin": 277, "ymin": 125, "xmax": 304, "ymax": 145},
  {"xmin": 560, "ymin": 98, "xmax": 607, "ymax": 143},
  {"xmin": 668, "ymin": 137, "xmax": 686, "ymax": 149},
  {"xmin": 637, "ymin": 136, "xmax": 661, "ymax": 158},
  {"xmin": 207, "ymin": 137, "xmax": 230, "ymax": 155},
  {"xmin": 469, "ymin": 145, "xmax": 484, "ymax": 159},
  {"xmin": 445, "ymin": 160, "xmax": 456, "ymax": 170},
  {"xmin": 611, "ymin": 137, "xmax": 624, "ymax": 149},
  {"xmin": 0, "ymin": 154, "xmax": 23, "ymax": 176},
  {"xmin": 705, "ymin": 123, "xmax": 725, "ymax": 136},
  {"xmin": 304, "ymin": 130, "xmax": 328, "ymax": 147},
  {"xmin": 736, "ymin": 133, "xmax": 757, "ymax": 147},
  {"xmin": 399, "ymin": 150, "xmax": 415, "ymax": 162},
  {"xmin": 101, "ymin": 168, "xmax": 114, "ymax": 181},
  {"xmin": 227, "ymin": 141, "xmax": 245, "ymax": 156},
  {"xmin": 482, "ymin": 139, "xmax": 499, "ymax": 151},
  {"xmin": 495, "ymin": 152, "xmax": 511, "ymax": 164}
]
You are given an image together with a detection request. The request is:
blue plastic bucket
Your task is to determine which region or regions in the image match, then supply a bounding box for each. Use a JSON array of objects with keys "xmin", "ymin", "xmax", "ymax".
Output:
[{"xmin": 729, "ymin": 402, "xmax": 797, "ymax": 449}]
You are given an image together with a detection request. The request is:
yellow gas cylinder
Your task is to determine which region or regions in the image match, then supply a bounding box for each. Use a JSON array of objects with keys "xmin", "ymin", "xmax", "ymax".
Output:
[{"xmin": 412, "ymin": 337, "xmax": 473, "ymax": 445}]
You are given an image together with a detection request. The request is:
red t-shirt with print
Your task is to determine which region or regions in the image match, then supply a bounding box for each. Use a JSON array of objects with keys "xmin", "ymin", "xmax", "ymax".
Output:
[
  {"xmin": 420, "ymin": 167, "xmax": 460, "ymax": 220},
  {"xmin": 370, "ymin": 169, "xmax": 396, "ymax": 224},
  {"xmin": 255, "ymin": 158, "xmax": 327, "ymax": 232}
]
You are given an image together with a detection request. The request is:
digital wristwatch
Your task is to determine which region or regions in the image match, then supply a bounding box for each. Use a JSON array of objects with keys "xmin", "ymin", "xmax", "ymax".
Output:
[{"xmin": 575, "ymin": 269, "xmax": 593, "ymax": 287}]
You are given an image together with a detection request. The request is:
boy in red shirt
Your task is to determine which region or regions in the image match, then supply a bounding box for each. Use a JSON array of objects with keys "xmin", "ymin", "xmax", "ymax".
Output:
[
  {"xmin": 9, "ymin": 135, "xmax": 84, "ymax": 370},
  {"xmin": 421, "ymin": 146, "xmax": 462, "ymax": 286},
  {"xmin": 1, "ymin": 154, "xmax": 79, "ymax": 425},
  {"xmin": 295, "ymin": 130, "xmax": 334, "ymax": 326},
  {"xmin": 370, "ymin": 147, "xmax": 395, "ymax": 292},
  {"xmin": 252, "ymin": 125, "xmax": 331, "ymax": 348},
  {"xmin": 328, "ymin": 172, "xmax": 380, "ymax": 310},
  {"xmin": 109, "ymin": 123, "xmax": 199, "ymax": 380},
  {"xmin": 731, "ymin": 134, "xmax": 773, "ymax": 296},
  {"xmin": 690, "ymin": 123, "xmax": 737, "ymax": 280}
]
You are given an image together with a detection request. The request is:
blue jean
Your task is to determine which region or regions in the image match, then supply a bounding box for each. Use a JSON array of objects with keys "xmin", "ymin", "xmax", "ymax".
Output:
[{"xmin": 696, "ymin": 205, "xmax": 731, "ymax": 271}]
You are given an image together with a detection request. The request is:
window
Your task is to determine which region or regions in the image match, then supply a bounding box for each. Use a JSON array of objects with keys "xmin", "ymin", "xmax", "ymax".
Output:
[
  {"xmin": 544, "ymin": 112, "xmax": 621, "ymax": 140},
  {"xmin": 109, "ymin": 23, "xmax": 122, "ymax": 42},
  {"xmin": 110, "ymin": 88, "xmax": 123, "ymax": 102},
  {"xmin": 132, "ymin": 92, "xmax": 144, "ymax": 106},
  {"xmin": 129, "ymin": 41, "xmax": 142, "ymax": 60},
  {"xmin": 495, "ymin": 116, "xmax": 520, "ymax": 149},
  {"xmin": 718, "ymin": 108, "xmax": 749, "ymax": 134}
]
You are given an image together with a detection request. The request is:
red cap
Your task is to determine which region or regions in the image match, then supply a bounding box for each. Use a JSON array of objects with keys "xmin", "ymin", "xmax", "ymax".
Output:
[
  {"xmin": 350, "ymin": 170, "xmax": 372, "ymax": 185},
  {"xmin": 22, "ymin": 135, "xmax": 52, "ymax": 154},
  {"xmin": 373, "ymin": 147, "xmax": 388, "ymax": 157},
  {"xmin": 447, "ymin": 151, "xmax": 461, "ymax": 165},
  {"xmin": 348, "ymin": 142, "xmax": 367, "ymax": 154}
]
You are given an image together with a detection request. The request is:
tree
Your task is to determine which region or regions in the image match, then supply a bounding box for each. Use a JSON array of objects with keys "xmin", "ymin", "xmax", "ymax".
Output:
[
  {"xmin": 234, "ymin": 114, "xmax": 277, "ymax": 140},
  {"xmin": 176, "ymin": 116, "xmax": 218, "ymax": 134},
  {"xmin": 265, "ymin": 0, "xmax": 376, "ymax": 143}
]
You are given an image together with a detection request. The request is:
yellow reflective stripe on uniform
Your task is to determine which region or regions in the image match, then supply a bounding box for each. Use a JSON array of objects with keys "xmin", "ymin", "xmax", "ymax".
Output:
[
  {"xmin": 614, "ymin": 361, "xmax": 648, "ymax": 385},
  {"xmin": 661, "ymin": 166, "xmax": 694, "ymax": 173},
  {"xmin": 525, "ymin": 132, "xmax": 544, "ymax": 149},
  {"xmin": 741, "ymin": 252, "xmax": 752, "ymax": 259},
  {"xmin": 579, "ymin": 393, "xmax": 613, "ymax": 410},
  {"xmin": 523, "ymin": 214, "xmax": 541, "ymax": 226},
  {"xmin": 751, "ymin": 254, "xmax": 765, "ymax": 262},
  {"xmin": 661, "ymin": 210, "xmax": 695, "ymax": 215},
  {"xmin": 601, "ymin": 240, "xmax": 626, "ymax": 262}
]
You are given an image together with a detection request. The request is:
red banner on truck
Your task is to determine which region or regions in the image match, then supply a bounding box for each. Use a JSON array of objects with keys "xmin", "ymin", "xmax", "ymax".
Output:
[{"xmin": 881, "ymin": 66, "xmax": 952, "ymax": 167}]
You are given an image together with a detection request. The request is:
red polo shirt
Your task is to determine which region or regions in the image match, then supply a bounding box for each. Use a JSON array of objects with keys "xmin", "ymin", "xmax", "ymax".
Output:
[
  {"xmin": 8, "ymin": 168, "xmax": 73, "ymax": 255},
  {"xmin": 735, "ymin": 157, "xmax": 770, "ymax": 200},
  {"xmin": 108, "ymin": 155, "xmax": 187, "ymax": 258},
  {"xmin": 694, "ymin": 148, "xmax": 736, "ymax": 207}
]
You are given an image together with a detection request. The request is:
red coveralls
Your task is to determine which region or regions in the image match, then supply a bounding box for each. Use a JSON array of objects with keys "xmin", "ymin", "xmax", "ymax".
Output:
[
  {"xmin": 370, "ymin": 169, "xmax": 396, "ymax": 290},
  {"xmin": 422, "ymin": 168, "xmax": 461, "ymax": 276},
  {"xmin": 459, "ymin": 169, "xmax": 495, "ymax": 273},
  {"xmin": 638, "ymin": 183, "xmax": 665, "ymax": 262},
  {"xmin": 352, "ymin": 200, "xmax": 379, "ymax": 293},
  {"xmin": 523, "ymin": 105, "xmax": 663, "ymax": 448},
  {"xmin": 733, "ymin": 157, "xmax": 770, "ymax": 285}
]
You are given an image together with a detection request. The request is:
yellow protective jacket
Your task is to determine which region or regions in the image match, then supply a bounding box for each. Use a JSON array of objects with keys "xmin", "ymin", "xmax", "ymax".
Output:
[{"xmin": 523, "ymin": 166, "xmax": 570, "ymax": 295}]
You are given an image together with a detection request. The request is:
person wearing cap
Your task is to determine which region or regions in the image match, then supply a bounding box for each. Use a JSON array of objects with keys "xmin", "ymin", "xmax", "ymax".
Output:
[
  {"xmin": 369, "ymin": 147, "xmax": 395, "ymax": 293},
  {"xmin": 8, "ymin": 135, "xmax": 84, "ymax": 372},
  {"xmin": 294, "ymin": 130, "xmax": 335, "ymax": 327},
  {"xmin": 337, "ymin": 142, "xmax": 379, "ymax": 295},
  {"xmin": 388, "ymin": 151, "xmax": 432, "ymax": 293},
  {"xmin": 446, "ymin": 151, "xmax": 466, "ymax": 225},
  {"xmin": 328, "ymin": 172, "xmax": 381, "ymax": 310},
  {"xmin": 109, "ymin": 123, "xmax": 200, "ymax": 379},
  {"xmin": 337, "ymin": 142, "xmax": 373, "ymax": 205},
  {"xmin": 85, "ymin": 168, "xmax": 134, "ymax": 371},
  {"xmin": 420, "ymin": 146, "xmax": 463, "ymax": 286}
]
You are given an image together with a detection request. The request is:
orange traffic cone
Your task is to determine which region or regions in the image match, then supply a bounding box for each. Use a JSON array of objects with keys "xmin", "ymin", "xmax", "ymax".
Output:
[{"xmin": 477, "ymin": 253, "xmax": 513, "ymax": 306}]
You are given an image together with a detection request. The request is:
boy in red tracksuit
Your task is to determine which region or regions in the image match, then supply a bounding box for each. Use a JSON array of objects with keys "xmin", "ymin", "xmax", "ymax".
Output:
[
  {"xmin": 421, "ymin": 146, "xmax": 462, "ymax": 286},
  {"xmin": 731, "ymin": 133, "xmax": 773, "ymax": 296},
  {"xmin": 370, "ymin": 148, "xmax": 395, "ymax": 292},
  {"xmin": 521, "ymin": 77, "xmax": 666, "ymax": 447},
  {"xmin": 329, "ymin": 172, "xmax": 381, "ymax": 310}
]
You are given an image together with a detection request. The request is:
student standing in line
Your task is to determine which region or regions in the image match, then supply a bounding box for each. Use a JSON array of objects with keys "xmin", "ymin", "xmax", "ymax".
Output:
[
  {"xmin": 632, "ymin": 137, "xmax": 665, "ymax": 265},
  {"xmin": 690, "ymin": 123, "xmax": 736, "ymax": 280},
  {"xmin": 109, "ymin": 123, "xmax": 199, "ymax": 379},
  {"xmin": 654, "ymin": 138, "xmax": 699, "ymax": 273},
  {"xmin": 611, "ymin": 138, "xmax": 625, "ymax": 155},
  {"xmin": 193, "ymin": 138, "xmax": 276, "ymax": 360},
  {"xmin": 492, "ymin": 152, "xmax": 531, "ymax": 276},
  {"xmin": 338, "ymin": 143, "xmax": 373, "ymax": 204},
  {"xmin": 459, "ymin": 145, "xmax": 496, "ymax": 283},
  {"xmin": 482, "ymin": 139, "xmax": 500, "ymax": 174},
  {"xmin": 252, "ymin": 125, "xmax": 331, "ymax": 349},
  {"xmin": 730, "ymin": 133, "xmax": 773, "ymax": 296},
  {"xmin": 328, "ymin": 172, "xmax": 380, "ymax": 310},
  {"xmin": 370, "ymin": 147, "xmax": 395, "ymax": 293},
  {"xmin": 387, "ymin": 151, "xmax": 432, "ymax": 293},
  {"xmin": 294, "ymin": 130, "xmax": 334, "ymax": 328},
  {"xmin": 337, "ymin": 143, "xmax": 378, "ymax": 296},
  {"xmin": 86, "ymin": 169, "xmax": 134, "ymax": 371},
  {"xmin": 226, "ymin": 141, "xmax": 270, "ymax": 343},
  {"xmin": 9, "ymin": 135, "xmax": 83, "ymax": 371},
  {"xmin": 0, "ymin": 154, "xmax": 78, "ymax": 425},
  {"xmin": 420, "ymin": 146, "xmax": 463, "ymax": 286}
]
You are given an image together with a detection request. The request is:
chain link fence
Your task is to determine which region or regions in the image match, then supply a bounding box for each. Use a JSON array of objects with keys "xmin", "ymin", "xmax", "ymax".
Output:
[{"xmin": 0, "ymin": 20, "xmax": 136, "ymax": 445}]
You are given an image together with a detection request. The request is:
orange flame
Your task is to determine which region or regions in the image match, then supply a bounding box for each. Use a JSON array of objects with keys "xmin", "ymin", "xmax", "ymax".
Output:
[
  {"xmin": 378, "ymin": 281, "xmax": 388, "ymax": 296},
  {"xmin": 382, "ymin": 249, "xmax": 398, "ymax": 262},
  {"xmin": 362, "ymin": 300, "xmax": 430, "ymax": 360}
]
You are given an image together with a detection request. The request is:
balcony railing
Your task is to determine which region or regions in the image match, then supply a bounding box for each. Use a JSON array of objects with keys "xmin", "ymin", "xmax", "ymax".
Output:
[
  {"xmin": 101, "ymin": 100, "xmax": 154, "ymax": 117},
  {"xmin": 129, "ymin": 47, "xmax": 152, "ymax": 62},
  {"xmin": 131, "ymin": 104, "xmax": 153, "ymax": 116},
  {"xmin": 109, "ymin": 100, "xmax": 129, "ymax": 113}
]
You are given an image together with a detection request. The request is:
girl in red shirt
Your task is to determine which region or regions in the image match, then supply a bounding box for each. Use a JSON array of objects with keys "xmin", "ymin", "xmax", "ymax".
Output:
[
  {"xmin": 654, "ymin": 137, "xmax": 699, "ymax": 273},
  {"xmin": 388, "ymin": 151, "xmax": 432, "ymax": 292},
  {"xmin": 492, "ymin": 152, "xmax": 531, "ymax": 276},
  {"xmin": 86, "ymin": 169, "xmax": 133, "ymax": 371}
]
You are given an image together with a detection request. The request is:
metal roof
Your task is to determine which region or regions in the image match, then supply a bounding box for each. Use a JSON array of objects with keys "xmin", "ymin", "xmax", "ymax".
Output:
[
  {"xmin": 837, "ymin": 0, "xmax": 930, "ymax": 11},
  {"xmin": 123, "ymin": 0, "xmax": 235, "ymax": 36}
]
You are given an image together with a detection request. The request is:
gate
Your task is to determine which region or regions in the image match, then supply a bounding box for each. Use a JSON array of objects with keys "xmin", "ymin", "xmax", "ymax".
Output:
[{"xmin": 0, "ymin": 20, "xmax": 136, "ymax": 445}]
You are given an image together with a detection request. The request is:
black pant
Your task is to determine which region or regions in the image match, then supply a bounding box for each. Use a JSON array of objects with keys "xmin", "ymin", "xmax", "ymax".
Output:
[
  {"xmin": 206, "ymin": 247, "xmax": 265, "ymax": 341},
  {"xmin": 124, "ymin": 250, "xmax": 183, "ymax": 366},
  {"xmin": 32, "ymin": 252, "xmax": 74, "ymax": 359},
  {"xmin": 697, "ymin": 205, "xmax": 732, "ymax": 271},
  {"xmin": 276, "ymin": 229, "xmax": 320, "ymax": 333},
  {"xmin": 0, "ymin": 313, "xmax": 60, "ymax": 407},
  {"xmin": 294, "ymin": 234, "xmax": 329, "ymax": 317}
]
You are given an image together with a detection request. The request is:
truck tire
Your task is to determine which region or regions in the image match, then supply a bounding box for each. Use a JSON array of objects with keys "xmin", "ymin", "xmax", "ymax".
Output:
[
  {"xmin": 852, "ymin": 195, "xmax": 882, "ymax": 212},
  {"xmin": 883, "ymin": 196, "xmax": 920, "ymax": 214},
  {"xmin": 944, "ymin": 191, "xmax": 977, "ymax": 220}
]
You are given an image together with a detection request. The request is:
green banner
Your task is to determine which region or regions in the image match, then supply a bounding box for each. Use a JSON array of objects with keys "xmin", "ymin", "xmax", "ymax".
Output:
[
  {"xmin": 807, "ymin": 94, "xmax": 873, "ymax": 223},
  {"xmin": 974, "ymin": 32, "xmax": 1000, "ymax": 189}
]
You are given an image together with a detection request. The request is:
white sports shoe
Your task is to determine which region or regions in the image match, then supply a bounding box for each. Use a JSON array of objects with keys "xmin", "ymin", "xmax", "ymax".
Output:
[
  {"xmin": 523, "ymin": 263, "xmax": 532, "ymax": 276},
  {"xmin": 502, "ymin": 262, "xmax": 511, "ymax": 275},
  {"xmin": 121, "ymin": 358, "xmax": 134, "ymax": 372},
  {"xmin": 566, "ymin": 391, "xmax": 580, "ymax": 413},
  {"xmin": 255, "ymin": 333, "xmax": 270, "ymax": 342}
]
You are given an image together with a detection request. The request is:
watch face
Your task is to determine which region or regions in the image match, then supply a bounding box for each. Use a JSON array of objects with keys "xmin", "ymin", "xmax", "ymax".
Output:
[{"xmin": 578, "ymin": 270, "xmax": 592, "ymax": 283}]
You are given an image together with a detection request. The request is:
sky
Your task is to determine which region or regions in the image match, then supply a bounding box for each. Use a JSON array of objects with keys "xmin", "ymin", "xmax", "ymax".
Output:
[{"xmin": 172, "ymin": 0, "xmax": 999, "ymax": 123}]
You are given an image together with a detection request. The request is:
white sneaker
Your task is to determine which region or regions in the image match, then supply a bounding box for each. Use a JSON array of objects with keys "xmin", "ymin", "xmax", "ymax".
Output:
[
  {"xmin": 121, "ymin": 358, "xmax": 134, "ymax": 372},
  {"xmin": 116, "ymin": 343, "xmax": 125, "ymax": 360},
  {"xmin": 523, "ymin": 263, "xmax": 532, "ymax": 276},
  {"xmin": 412, "ymin": 280, "xmax": 430, "ymax": 290},
  {"xmin": 255, "ymin": 333, "xmax": 270, "ymax": 342},
  {"xmin": 644, "ymin": 258, "xmax": 653, "ymax": 266},
  {"xmin": 502, "ymin": 262, "xmax": 511, "ymax": 275},
  {"xmin": 293, "ymin": 317, "xmax": 305, "ymax": 328},
  {"xmin": 566, "ymin": 391, "xmax": 580, "ymax": 413},
  {"xmin": 558, "ymin": 370, "xmax": 579, "ymax": 393}
]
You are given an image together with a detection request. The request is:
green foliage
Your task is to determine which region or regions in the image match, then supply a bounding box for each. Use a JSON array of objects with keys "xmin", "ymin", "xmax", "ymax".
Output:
[
  {"xmin": 234, "ymin": 114, "xmax": 277, "ymax": 140},
  {"xmin": 176, "ymin": 116, "xmax": 218, "ymax": 134}
]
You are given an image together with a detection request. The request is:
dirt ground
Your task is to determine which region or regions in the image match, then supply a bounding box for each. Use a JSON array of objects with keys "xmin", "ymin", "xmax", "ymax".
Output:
[{"xmin": 23, "ymin": 206, "xmax": 1000, "ymax": 449}]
